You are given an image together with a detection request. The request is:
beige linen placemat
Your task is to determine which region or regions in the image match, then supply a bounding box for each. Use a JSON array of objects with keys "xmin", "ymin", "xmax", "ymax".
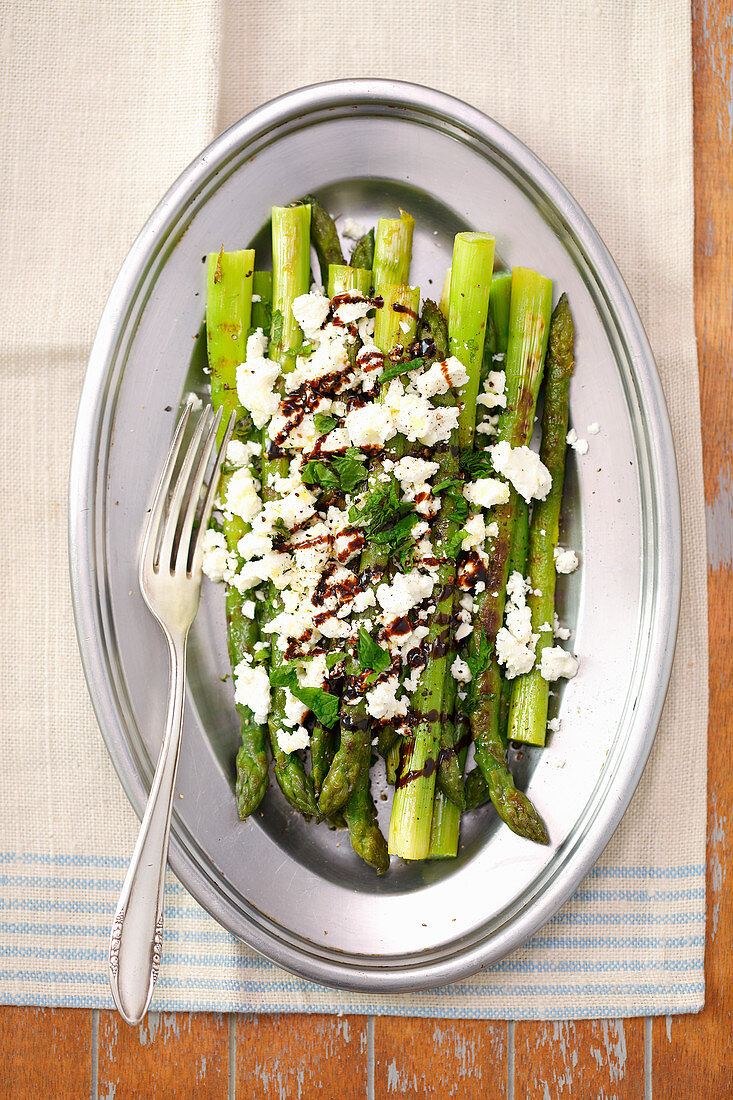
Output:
[{"xmin": 0, "ymin": 0, "xmax": 706, "ymax": 1017}]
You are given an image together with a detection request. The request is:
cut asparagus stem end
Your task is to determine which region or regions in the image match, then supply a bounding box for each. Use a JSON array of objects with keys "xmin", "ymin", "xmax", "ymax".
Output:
[
  {"xmin": 327, "ymin": 264, "xmax": 371, "ymax": 298},
  {"xmin": 428, "ymin": 747, "xmax": 467, "ymax": 859},
  {"xmin": 388, "ymin": 724, "xmax": 442, "ymax": 860},
  {"xmin": 270, "ymin": 203, "xmax": 312, "ymax": 374},
  {"xmin": 372, "ymin": 210, "xmax": 415, "ymax": 290},
  {"xmin": 448, "ymin": 232, "xmax": 495, "ymax": 449},
  {"xmin": 206, "ymin": 249, "xmax": 255, "ymax": 444},
  {"xmin": 501, "ymin": 266, "xmax": 553, "ymax": 446},
  {"xmin": 374, "ymin": 284, "xmax": 420, "ymax": 353}
]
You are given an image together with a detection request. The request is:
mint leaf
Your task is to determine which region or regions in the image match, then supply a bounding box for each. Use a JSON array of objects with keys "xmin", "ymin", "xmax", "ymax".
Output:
[
  {"xmin": 314, "ymin": 412, "xmax": 337, "ymax": 434},
  {"xmin": 331, "ymin": 453, "xmax": 367, "ymax": 493},
  {"xmin": 301, "ymin": 460, "xmax": 339, "ymax": 489},
  {"xmin": 325, "ymin": 651, "xmax": 346, "ymax": 670},
  {"xmin": 269, "ymin": 663, "xmax": 339, "ymax": 728},
  {"xmin": 269, "ymin": 664, "xmax": 298, "ymax": 690},
  {"xmin": 466, "ymin": 632, "xmax": 491, "ymax": 682},
  {"xmin": 293, "ymin": 686, "xmax": 339, "ymax": 728},
  {"xmin": 379, "ymin": 356, "xmax": 424, "ymax": 385},
  {"xmin": 444, "ymin": 528, "xmax": 468, "ymax": 559},
  {"xmin": 460, "ymin": 448, "xmax": 494, "ymax": 479},
  {"xmin": 357, "ymin": 627, "xmax": 391, "ymax": 676}
]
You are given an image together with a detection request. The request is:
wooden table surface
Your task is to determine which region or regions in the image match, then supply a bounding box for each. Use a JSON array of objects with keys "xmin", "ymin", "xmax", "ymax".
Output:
[{"xmin": 2, "ymin": 4, "xmax": 730, "ymax": 1096}]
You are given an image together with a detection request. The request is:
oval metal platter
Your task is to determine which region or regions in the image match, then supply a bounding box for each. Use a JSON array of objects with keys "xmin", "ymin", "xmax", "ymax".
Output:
[{"xmin": 69, "ymin": 80, "xmax": 681, "ymax": 993}]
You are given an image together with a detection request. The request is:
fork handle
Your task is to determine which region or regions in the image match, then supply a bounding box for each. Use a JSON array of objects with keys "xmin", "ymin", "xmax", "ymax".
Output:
[{"xmin": 108, "ymin": 631, "xmax": 187, "ymax": 1025}]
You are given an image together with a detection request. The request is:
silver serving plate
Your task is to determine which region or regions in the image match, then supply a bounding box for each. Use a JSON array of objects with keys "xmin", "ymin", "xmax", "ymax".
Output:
[{"xmin": 69, "ymin": 80, "xmax": 680, "ymax": 993}]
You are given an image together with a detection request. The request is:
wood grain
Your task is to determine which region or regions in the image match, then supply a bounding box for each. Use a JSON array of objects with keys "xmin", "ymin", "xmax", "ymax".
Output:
[
  {"xmin": 373, "ymin": 1018, "xmax": 507, "ymax": 1098},
  {"xmin": 97, "ymin": 1009, "xmax": 228, "ymax": 1099},
  {"xmin": 0, "ymin": 1006, "xmax": 91, "ymax": 1099},
  {"xmin": 236, "ymin": 1013, "xmax": 367, "ymax": 1098},
  {"xmin": 651, "ymin": 1, "xmax": 733, "ymax": 1095},
  {"xmin": 513, "ymin": 1018, "xmax": 645, "ymax": 1099}
]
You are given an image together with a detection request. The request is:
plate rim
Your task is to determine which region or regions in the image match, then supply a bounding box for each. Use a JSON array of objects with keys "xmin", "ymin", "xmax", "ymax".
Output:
[{"xmin": 69, "ymin": 78, "xmax": 682, "ymax": 993}]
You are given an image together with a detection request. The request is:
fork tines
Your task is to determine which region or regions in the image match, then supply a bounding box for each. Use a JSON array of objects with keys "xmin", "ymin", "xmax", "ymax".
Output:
[{"xmin": 141, "ymin": 401, "xmax": 236, "ymax": 581}]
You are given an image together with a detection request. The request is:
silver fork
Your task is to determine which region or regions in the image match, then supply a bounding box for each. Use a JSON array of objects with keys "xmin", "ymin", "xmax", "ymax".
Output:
[{"xmin": 108, "ymin": 400, "xmax": 235, "ymax": 1025}]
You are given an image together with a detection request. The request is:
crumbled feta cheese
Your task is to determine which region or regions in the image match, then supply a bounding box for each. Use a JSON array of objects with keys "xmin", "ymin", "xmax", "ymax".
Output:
[
  {"xmin": 292, "ymin": 291, "xmax": 330, "ymax": 339},
  {"xmin": 505, "ymin": 602, "xmax": 533, "ymax": 644},
  {"xmin": 233, "ymin": 662, "xmax": 271, "ymax": 724},
  {"xmin": 450, "ymin": 655, "xmax": 472, "ymax": 683},
  {"xmin": 283, "ymin": 689, "xmax": 309, "ymax": 728},
  {"xmin": 506, "ymin": 571, "xmax": 529, "ymax": 603},
  {"xmin": 553, "ymin": 612, "xmax": 571, "ymax": 641},
  {"xmin": 317, "ymin": 428, "xmax": 348, "ymax": 454},
  {"xmin": 554, "ymin": 546, "xmax": 579, "ymax": 574},
  {"xmin": 246, "ymin": 328, "xmax": 268, "ymax": 359},
  {"xmin": 366, "ymin": 676, "xmax": 408, "ymax": 721},
  {"xmin": 476, "ymin": 370, "xmax": 507, "ymax": 409},
  {"xmin": 495, "ymin": 569, "xmax": 538, "ymax": 677},
  {"xmin": 319, "ymin": 615, "xmax": 351, "ymax": 639},
  {"xmin": 236, "ymin": 530, "xmax": 272, "ymax": 561},
  {"xmin": 332, "ymin": 294, "xmax": 371, "ymax": 326},
  {"xmin": 463, "ymin": 478, "xmax": 510, "ymax": 509},
  {"xmin": 344, "ymin": 402, "xmax": 397, "ymax": 448},
  {"xmin": 352, "ymin": 588, "xmax": 376, "ymax": 613},
  {"xmin": 224, "ymin": 466, "xmax": 262, "ymax": 523},
  {"xmin": 540, "ymin": 646, "xmax": 579, "ymax": 681},
  {"xmin": 393, "ymin": 456, "xmax": 439, "ymax": 485},
  {"xmin": 547, "ymin": 716, "xmax": 562, "ymax": 733},
  {"xmin": 383, "ymin": 379, "xmax": 459, "ymax": 445},
  {"xmin": 340, "ymin": 216, "xmax": 366, "ymax": 241},
  {"xmin": 226, "ymin": 439, "xmax": 262, "ymax": 468},
  {"xmin": 278, "ymin": 726, "xmax": 310, "ymax": 753},
  {"xmin": 587, "ymin": 422, "xmax": 600, "ymax": 435},
  {"xmin": 186, "ymin": 391, "xmax": 202, "ymax": 411},
  {"xmin": 566, "ymin": 428, "xmax": 589, "ymax": 455},
  {"xmin": 357, "ymin": 315, "xmax": 375, "ymax": 343},
  {"xmin": 490, "ymin": 441, "xmax": 552, "ymax": 502},
  {"xmin": 413, "ymin": 356, "xmax": 469, "ymax": 398},
  {"xmin": 496, "ymin": 627, "xmax": 536, "ymax": 678},
  {"xmin": 376, "ymin": 572, "xmax": 434, "ymax": 617},
  {"xmin": 236, "ymin": 356, "xmax": 281, "ymax": 429},
  {"xmin": 201, "ymin": 529, "xmax": 231, "ymax": 583},
  {"xmin": 461, "ymin": 513, "xmax": 486, "ymax": 552}
]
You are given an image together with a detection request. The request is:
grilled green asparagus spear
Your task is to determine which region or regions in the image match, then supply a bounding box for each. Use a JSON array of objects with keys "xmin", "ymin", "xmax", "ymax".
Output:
[
  {"xmin": 318, "ymin": 282, "xmax": 420, "ymax": 818},
  {"xmin": 206, "ymin": 249, "xmax": 270, "ymax": 819},
  {"xmin": 372, "ymin": 211, "xmax": 414, "ymax": 289},
  {"xmin": 461, "ymin": 492, "xmax": 529, "ymax": 816},
  {"xmin": 304, "ymin": 194, "xmax": 345, "ymax": 278},
  {"xmin": 389, "ymin": 232, "xmax": 495, "ymax": 861},
  {"xmin": 349, "ymin": 228, "xmax": 375, "ymax": 271},
  {"xmin": 508, "ymin": 294, "xmax": 575, "ymax": 746},
  {"xmin": 468, "ymin": 267, "xmax": 552, "ymax": 844},
  {"xmin": 344, "ymin": 757, "xmax": 389, "ymax": 874},
  {"xmin": 261, "ymin": 204, "xmax": 318, "ymax": 819}
]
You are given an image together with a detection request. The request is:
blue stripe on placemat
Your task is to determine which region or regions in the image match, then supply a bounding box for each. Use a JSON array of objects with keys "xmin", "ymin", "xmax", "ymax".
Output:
[{"xmin": 0, "ymin": 852, "xmax": 705, "ymax": 1019}]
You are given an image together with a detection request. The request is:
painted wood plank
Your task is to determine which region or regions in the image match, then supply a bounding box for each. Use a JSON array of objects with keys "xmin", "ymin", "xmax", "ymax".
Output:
[
  {"xmin": 513, "ymin": 1018, "xmax": 645, "ymax": 1098},
  {"xmin": 98, "ymin": 1009, "xmax": 228, "ymax": 1099},
  {"xmin": 651, "ymin": 0, "xmax": 733, "ymax": 1095},
  {"xmin": 373, "ymin": 1018, "xmax": 507, "ymax": 1098},
  {"xmin": 236, "ymin": 1013, "xmax": 368, "ymax": 1098},
  {"xmin": 0, "ymin": 1007, "xmax": 92, "ymax": 1099}
]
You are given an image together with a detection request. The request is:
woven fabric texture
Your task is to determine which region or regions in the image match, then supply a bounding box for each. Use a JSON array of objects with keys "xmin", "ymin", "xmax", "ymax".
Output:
[{"xmin": 0, "ymin": 0, "xmax": 706, "ymax": 1018}]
